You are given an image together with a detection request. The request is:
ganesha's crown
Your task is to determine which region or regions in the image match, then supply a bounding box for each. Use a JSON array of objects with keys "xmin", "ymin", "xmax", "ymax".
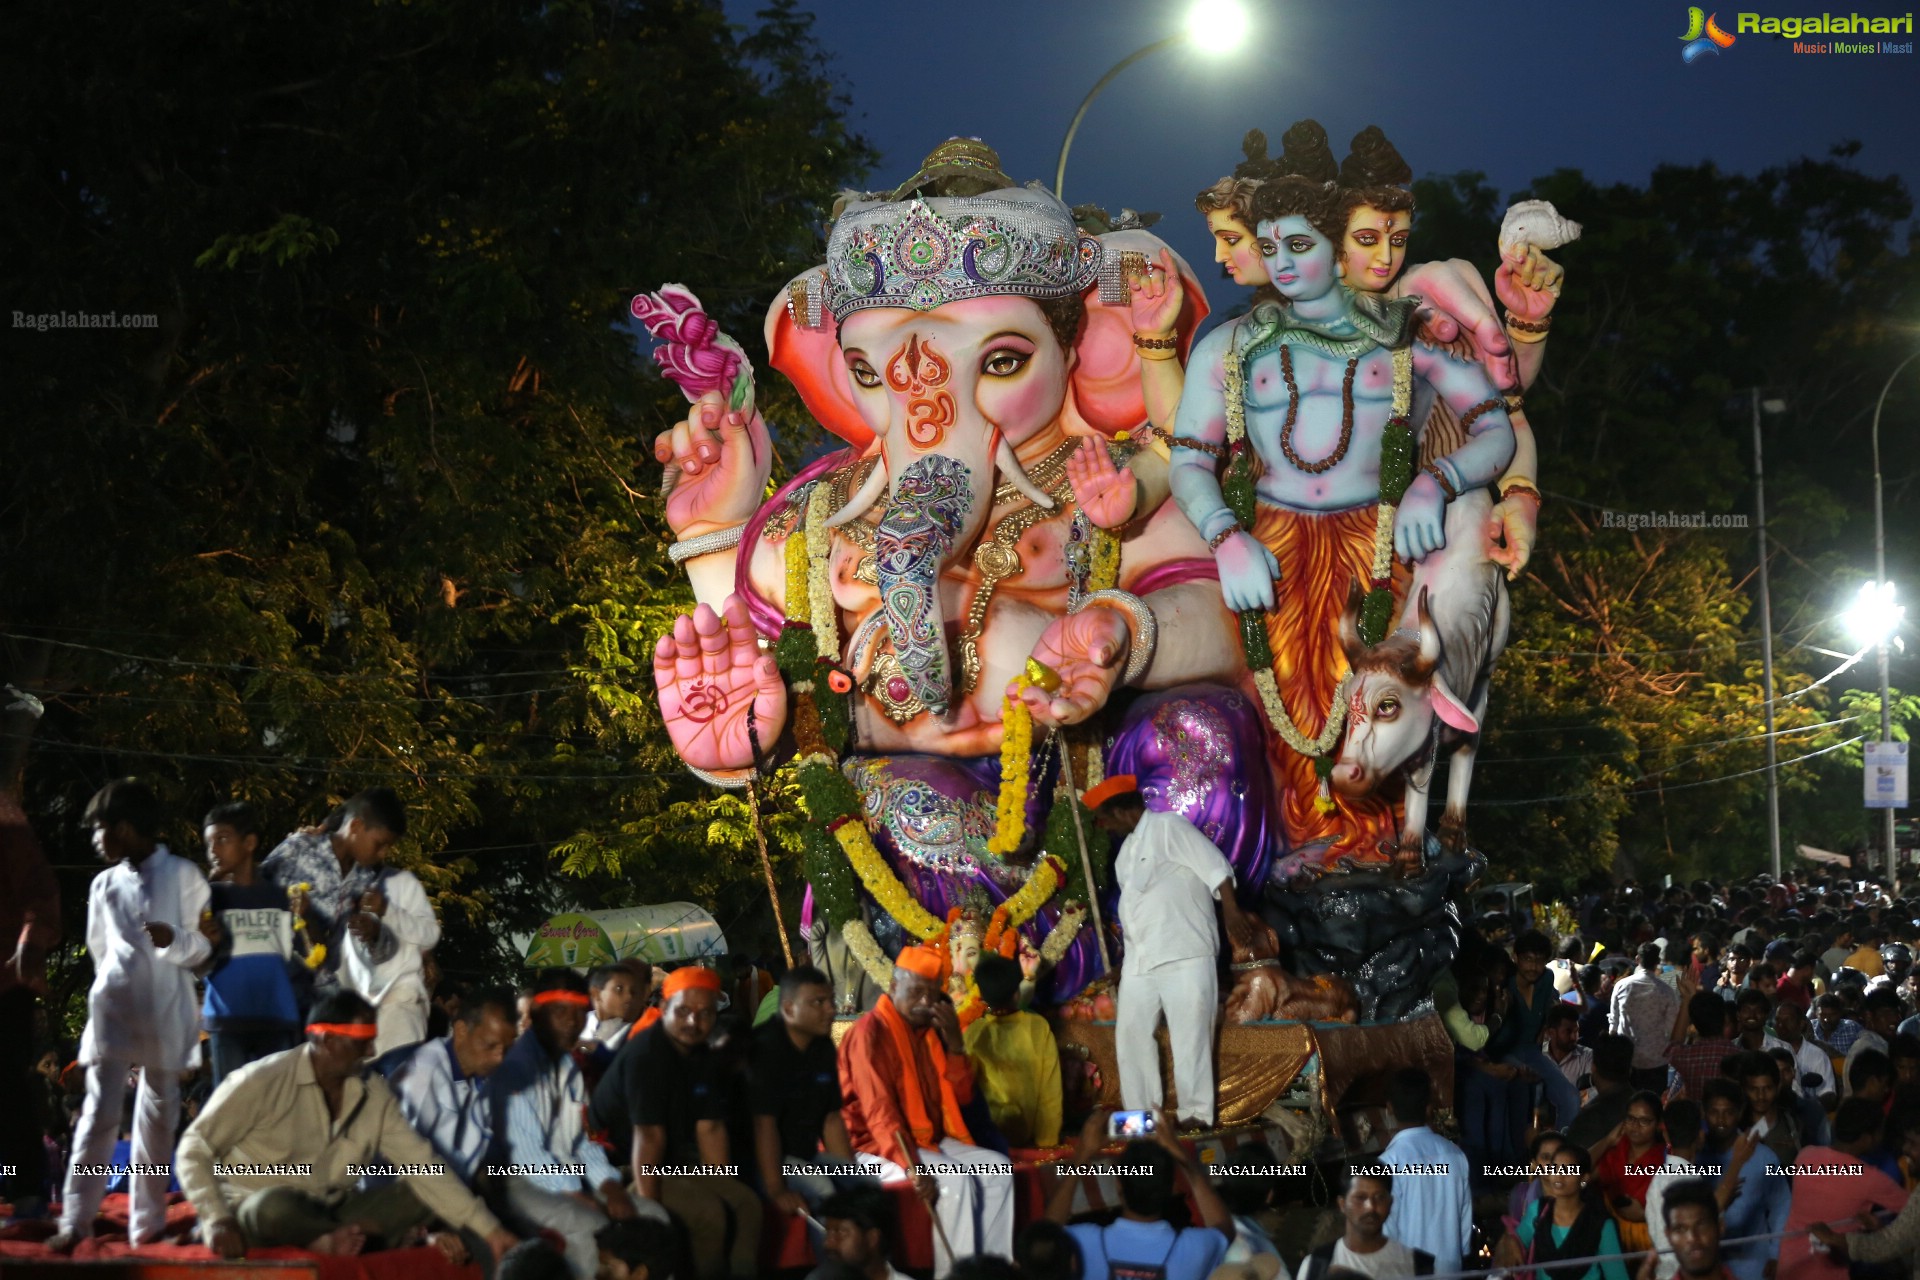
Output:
[{"xmin": 824, "ymin": 184, "xmax": 1104, "ymax": 323}]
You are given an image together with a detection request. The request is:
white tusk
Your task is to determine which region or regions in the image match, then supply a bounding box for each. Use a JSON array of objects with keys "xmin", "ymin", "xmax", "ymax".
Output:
[
  {"xmin": 996, "ymin": 436, "xmax": 1056, "ymax": 510},
  {"xmin": 825, "ymin": 461, "xmax": 888, "ymax": 529}
]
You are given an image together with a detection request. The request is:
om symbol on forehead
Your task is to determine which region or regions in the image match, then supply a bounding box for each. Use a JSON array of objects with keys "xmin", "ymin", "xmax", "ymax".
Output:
[{"xmin": 885, "ymin": 334, "xmax": 956, "ymax": 449}]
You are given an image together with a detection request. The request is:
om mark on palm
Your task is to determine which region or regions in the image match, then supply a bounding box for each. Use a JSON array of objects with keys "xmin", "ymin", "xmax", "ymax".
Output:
[
  {"xmin": 679, "ymin": 678, "xmax": 733, "ymax": 724},
  {"xmin": 885, "ymin": 334, "xmax": 955, "ymax": 449}
]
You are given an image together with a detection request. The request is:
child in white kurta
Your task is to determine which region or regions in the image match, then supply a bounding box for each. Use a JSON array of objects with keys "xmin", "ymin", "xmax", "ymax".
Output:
[
  {"xmin": 342, "ymin": 862, "xmax": 440, "ymax": 1054},
  {"xmin": 55, "ymin": 781, "xmax": 211, "ymax": 1248}
]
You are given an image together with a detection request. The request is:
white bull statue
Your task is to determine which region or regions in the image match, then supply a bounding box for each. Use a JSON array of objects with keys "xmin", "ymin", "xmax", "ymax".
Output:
[{"xmin": 1331, "ymin": 485, "xmax": 1512, "ymax": 868}]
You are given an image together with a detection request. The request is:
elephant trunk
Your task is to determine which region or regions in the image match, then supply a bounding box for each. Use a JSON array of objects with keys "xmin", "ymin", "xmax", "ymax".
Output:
[{"xmin": 863, "ymin": 439, "xmax": 1053, "ymax": 718}]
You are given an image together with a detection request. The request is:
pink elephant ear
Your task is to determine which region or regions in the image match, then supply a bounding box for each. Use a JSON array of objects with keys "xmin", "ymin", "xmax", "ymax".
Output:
[
  {"xmin": 763, "ymin": 270, "xmax": 874, "ymax": 451},
  {"xmin": 1065, "ymin": 231, "xmax": 1212, "ymax": 439},
  {"xmin": 1430, "ymin": 674, "xmax": 1480, "ymax": 734}
]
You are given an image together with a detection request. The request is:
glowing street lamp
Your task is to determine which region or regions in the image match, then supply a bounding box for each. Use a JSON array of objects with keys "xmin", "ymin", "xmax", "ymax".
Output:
[
  {"xmin": 1053, "ymin": 0, "xmax": 1254, "ymax": 201},
  {"xmin": 1843, "ymin": 580, "xmax": 1905, "ymax": 649}
]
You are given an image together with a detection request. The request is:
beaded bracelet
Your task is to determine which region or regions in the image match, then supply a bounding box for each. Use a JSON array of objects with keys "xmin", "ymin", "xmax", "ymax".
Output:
[
  {"xmin": 1207, "ymin": 522, "xmax": 1244, "ymax": 552},
  {"xmin": 1457, "ymin": 398, "xmax": 1506, "ymax": 432},
  {"xmin": 1167, "ymin": 435, "xmax": 1229, "ymax": 461},
  {"xmin": 1132, "ymin": 332, "xmax": 1179, "ymax": 351},
  {"xmin": 1422, "ymin": 463, "xmax": 1460, "ymax": 502}
]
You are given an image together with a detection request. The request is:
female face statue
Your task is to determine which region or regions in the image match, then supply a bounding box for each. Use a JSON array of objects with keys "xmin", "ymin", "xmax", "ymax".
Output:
[
  {"xmin": 1205, "ymin": 209, "xmax": 1271, "ymax": 287},
  {"xmin": 1254, "ymin": 215, "xmax": 1338, "ymax": 302},
  {"xmin": 1341, "ymin": 204, "xmax": 1412, "ymax": 293}
]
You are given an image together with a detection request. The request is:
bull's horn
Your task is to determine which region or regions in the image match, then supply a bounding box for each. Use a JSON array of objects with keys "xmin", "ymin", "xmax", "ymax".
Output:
[
  {"xmin": 1414, "ymin": 586, "xmax": 1442, "ymax": 673},
  {"xmin": 995, "ymin": 435, "xmax": 1056, "ymax": 510},
  {"xmin": 824, "ymin": 458, "xmax": 888, "ymax": 529}
]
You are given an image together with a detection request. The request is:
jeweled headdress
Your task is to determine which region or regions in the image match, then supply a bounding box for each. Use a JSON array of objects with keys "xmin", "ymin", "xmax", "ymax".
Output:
[{"xmin": 825, "ymin": 181, "xmax": 1105, "ymax": 323}]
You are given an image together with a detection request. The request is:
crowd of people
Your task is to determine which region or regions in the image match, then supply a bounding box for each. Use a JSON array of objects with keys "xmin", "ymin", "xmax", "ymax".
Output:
[{"xmin": 8, "ymin": 772, "xmax": 1920, "ymax": 1280}]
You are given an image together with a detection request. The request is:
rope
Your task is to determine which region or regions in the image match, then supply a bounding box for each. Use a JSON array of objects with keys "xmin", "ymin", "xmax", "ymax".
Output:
[{"xmin": 1429, "ymin": 1220, "xmax": 1861, "ymax": 1280}]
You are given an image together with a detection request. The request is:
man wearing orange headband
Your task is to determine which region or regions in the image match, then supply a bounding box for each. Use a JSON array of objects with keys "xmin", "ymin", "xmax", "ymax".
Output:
[
  {"xmin": 592, "ymin": 962, "xmax": 761, "ymax": 1279},
  {"xmin": 490, "ymin": 971, "xmax": 662, "ymax": 1278},
  {"xmin": 1088, "ymin": 774, "xmax": 1257, "ymax": 1131},
  {"xmin": 839, "ymin": 943, "xmax": 1015, "ymax": 1276},
  {"xmin": 177, "ymin": 991, "xmax": 517, "ymax": 1263}
]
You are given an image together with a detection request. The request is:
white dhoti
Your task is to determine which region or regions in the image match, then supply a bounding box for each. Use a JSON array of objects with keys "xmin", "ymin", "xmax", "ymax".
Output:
[
  {"xmin": 371, "ymin": 978, "xmax": 430, "ymax": 1055},
  {"xmin": 60, "ymin": 1059, "xmax": 181, "ymax": 1243},
  {"xmin": 1115, "ymin": 954, "xmax": 1219, "ymax": 1125},
  {"xmin": 856, "ymin": 1138, "xmax": 1014, "ymax": 1278},
  {"xmin": 496, "ymin": 1179, "xmax": 669, "ymax": 1280}
]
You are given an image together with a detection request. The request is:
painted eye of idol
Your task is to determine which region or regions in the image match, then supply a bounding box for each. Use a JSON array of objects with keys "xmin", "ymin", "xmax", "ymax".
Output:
[
  {"xmin": 981, "ymin": 343, "xmax": 1032, "ymax": 378},
  {"xmin": 845, "ymin": 352, "xmax": 881, "ymax": 389},
  {"xmin": 1258, "ymin": 239, "xmax": 1277, "ymax": 257},
  {"xmin": 1285, "ymin": 236, "xmax": 1316, "ymax": 255},
  {"xmin": 1376, "ymin": 696, "xmax": 1400, "ymax": 720}
]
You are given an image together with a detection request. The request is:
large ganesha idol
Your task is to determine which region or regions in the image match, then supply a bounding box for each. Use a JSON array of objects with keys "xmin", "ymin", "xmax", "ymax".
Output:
[{"xmin": 648, "ymin": 140, "xmax": 1283, "ymax": 1011}]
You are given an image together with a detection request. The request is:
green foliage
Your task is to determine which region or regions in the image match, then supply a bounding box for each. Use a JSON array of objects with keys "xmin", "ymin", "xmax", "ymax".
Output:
[
  {"xmin": 3, "ymin": 0, "xmax": 872, "ymax": 993},
  {"xmin": 1044, "ymin": 788, "xmax": 1107, "ymax": 905}
]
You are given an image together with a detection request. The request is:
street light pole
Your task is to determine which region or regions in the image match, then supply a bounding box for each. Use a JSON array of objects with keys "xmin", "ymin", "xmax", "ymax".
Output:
[
  {"xmin": 1870, "ymin": 350, "xmax": 1920, "ymax": 871},
  {"xmin": 1053, "ymin": 34, "xmax": 1185, "ymax": 201},
  {"xmin": 1753, "ymin": 387, "xmax": 1782, "ymax": 880}
]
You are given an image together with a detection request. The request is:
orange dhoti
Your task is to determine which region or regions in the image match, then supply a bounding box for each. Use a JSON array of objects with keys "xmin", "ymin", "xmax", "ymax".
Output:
[{"xmin": 1250, "ymin": 501, "xmax": 1407, "ymax": 861}]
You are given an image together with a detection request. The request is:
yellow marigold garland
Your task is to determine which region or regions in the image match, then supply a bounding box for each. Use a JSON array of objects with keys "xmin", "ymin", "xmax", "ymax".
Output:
[
  {"xmin": 989, "ymin": 675, "xmax": 1034, "ymax": 856},
  {"xmin": 829, "ymin": 815, "xmax": 943, "ymax": 940},
  {"xmin": 1088, "ymin": 527, "xmax": 1121, "ymax": 593},
  {"xmin": 1002, "ymin": 855, "xmax": 1063, "ymax": 927}
]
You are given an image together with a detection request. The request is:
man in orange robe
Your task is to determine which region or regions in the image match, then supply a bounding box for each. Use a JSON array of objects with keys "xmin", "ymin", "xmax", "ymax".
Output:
[{"xmin": 838, "ymin": 943, "xmax": 1014, "ymax": 1277}]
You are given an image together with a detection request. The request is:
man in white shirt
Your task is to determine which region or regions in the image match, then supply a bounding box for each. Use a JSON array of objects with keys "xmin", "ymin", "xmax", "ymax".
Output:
[
  {"xmin": 1610, "ymin": 942, "xmax": 1681, "ymax": 1092},
  {"xmin": 1772, "ymin": 999, "xmax": 1837, "ymax": 1108},
  {"xmin": 1378, "ymin": 1070, "xmax": 1472, "ymax": 1274},
  {"xmin": 375, "ymin": 987, "xmax": 519, "ymax": 1182},
  {"xmin": 1644, "ymin": 1098, "xmax": 1708, "ymax": 1280},
  {"xmin": 50, "ymin": 780, "xmax": 213, "ymax": 1252},
  {"xmin": 1090, "ymin": 775, "xmax": 1259, "ymax": 1130},
  {"xmin": 1296, "ymin": 1164, "xmax": 1434, "ymax": 1280},
  {"xmin": 1543, "ymin": 1004, "xmax": 1595, "ymax": 1105}
]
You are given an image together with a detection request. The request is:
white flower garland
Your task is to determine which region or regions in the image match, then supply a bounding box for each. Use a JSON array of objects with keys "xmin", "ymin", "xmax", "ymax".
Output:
[{"xmin": 805, "ymin": 484, "xmax": 837, "ymax": 662}]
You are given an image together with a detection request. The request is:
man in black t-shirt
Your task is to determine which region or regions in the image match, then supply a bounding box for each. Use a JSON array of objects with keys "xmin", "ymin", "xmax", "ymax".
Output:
[
  {"xmin": 751, "ymin": 965, "xmax": 864, "ymax": 1235},
  {"xmin": 599, "ymin": 965, "xmax": 761, "ymax": 1280}
]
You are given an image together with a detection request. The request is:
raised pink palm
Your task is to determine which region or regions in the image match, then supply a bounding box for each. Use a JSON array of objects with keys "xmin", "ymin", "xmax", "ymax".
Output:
[
  {"xmin": 1010, "ymin": 605, "xmax": 1131, "ymax": 729},
  {"xmin": 1064, "ymin": 437, "xmax": 1138, "ymax": 531},
  {"xmin": 652, "ymin": 595, "xmax": 788, "ymax": 771}
]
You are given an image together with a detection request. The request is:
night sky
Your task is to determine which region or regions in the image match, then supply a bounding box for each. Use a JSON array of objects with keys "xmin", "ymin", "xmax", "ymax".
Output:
[{"xmin": 723, "ymin": 0, "xmax": 1920, "ymax": 286}]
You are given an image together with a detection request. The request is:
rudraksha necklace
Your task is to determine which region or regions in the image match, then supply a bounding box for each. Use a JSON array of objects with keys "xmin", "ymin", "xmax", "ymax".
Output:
[{"xmin": 1278, "ymin": 345, "xmax": 1360, "ymax": 475}]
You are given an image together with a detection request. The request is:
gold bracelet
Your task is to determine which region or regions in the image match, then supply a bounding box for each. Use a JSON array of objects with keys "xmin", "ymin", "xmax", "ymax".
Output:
[
  {"xmin": 1500, "ymin": 481, "xmax": 1542, "ymax": 503},
  {"xmin": 1136, "ymin": 346, "xmax": 1179, "ymax": 361},
  {"xmin": 1132, "ymin": 332, "xmax": 1179, "ymax": 351}
]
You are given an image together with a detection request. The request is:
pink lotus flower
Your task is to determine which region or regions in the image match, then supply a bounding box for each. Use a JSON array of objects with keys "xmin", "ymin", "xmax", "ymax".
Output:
[{"xmin": 631, "ymin": 283, "xmax": 741, "ymax": 401}]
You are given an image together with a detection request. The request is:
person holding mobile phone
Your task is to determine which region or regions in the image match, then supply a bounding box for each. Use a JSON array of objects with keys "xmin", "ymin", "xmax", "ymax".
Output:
[{"xmin": 1044, "ymin": 1108, "xmax": 1236, "ymax": 1280}]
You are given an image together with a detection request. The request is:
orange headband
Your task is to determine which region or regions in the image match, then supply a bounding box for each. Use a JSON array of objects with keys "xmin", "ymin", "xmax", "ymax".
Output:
[
  {"xmin": 531, "ymin": 990, "xmax": 591, "ymax": 1008},
  {"xmin": 661, "ymin": 966, "xmax": 722, "ymax": 999},
  {"xmin": 894, "ymin": 944, "xmax": 946, "ymax": 982},
  {"xmin": 306, "ymin": 1022, "xmax": 378, "ymax": 1039},
  {"xmin": 1081, "ymin": 774, "xmax": 1138, "ymax": 809}
]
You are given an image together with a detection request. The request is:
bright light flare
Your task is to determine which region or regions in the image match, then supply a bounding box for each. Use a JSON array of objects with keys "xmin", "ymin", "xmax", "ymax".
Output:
[
  {"xmin": 1185, "ymin": 0, "xmax": 1252, "ymax": 55},
  {"xmin": 1843, "ymin": 580, "xmax": 1905, "ymax": 647}
]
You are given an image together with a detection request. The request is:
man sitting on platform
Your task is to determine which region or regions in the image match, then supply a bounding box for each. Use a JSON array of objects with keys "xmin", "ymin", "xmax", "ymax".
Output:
[
  {"xmin": 176, "ymin": 991, "xmax": 517, "ymax": 1263},
  {"xmin": 604, "ymin": 963, "xmax": 763, "ymax": 1280},
  {"xmin": 375, "ymin": 985, "xmax": 518, "ymax": 1184},
  {"xmin": 839, "ymin": 942, "xmax": 1015, "ymax": 1278},
  {"xmin": 751, "ymin": 964, "xmax": 862, "ymax": 1231},
  {"xmin": 962, "ymin": 953, "xmax": 1062, "ymax": 1150},
  {"xmin": 490, "ymin": 969, "xmax": 652, "ymax": 1280}
]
